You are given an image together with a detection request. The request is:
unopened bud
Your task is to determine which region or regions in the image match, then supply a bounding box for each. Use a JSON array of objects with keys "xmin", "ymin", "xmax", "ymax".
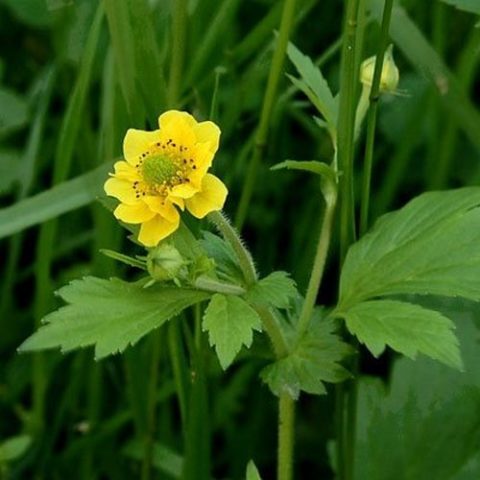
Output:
[
  {"xmin": 360, "ymin": 45, "xmax": 399, "ymax": 93},
  {"xmin": 147, "ymin": 244, "xmax": 186, "ymax": 281}
]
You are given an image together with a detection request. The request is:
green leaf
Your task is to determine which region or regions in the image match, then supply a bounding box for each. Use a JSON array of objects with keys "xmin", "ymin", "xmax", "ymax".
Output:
[
  {"xmin": 0, "ymin": 88, "xmax": 29, "ymax": 137},
  {"xmin": 246, "ymin": 460, "xmax": 263, "ymax": 480},
  {"xmin": 19, "ymin": 277, "xmax": 210, "ymax": 359},
  {"xmin": 100, "ymin": 249, "xmax": 146, "ymax": 269},
  {"xmin": 287, "ymin": 41, "xmax": 337, "ymax": 129},
  {"xmin": 342, "ymin": 300, "xmax": 462, "ymax": 369},
  {"xmin": 0, "ymin": 163, "xmax": 112, "ymax": 240},
  {"xmin": 246, "ymin": 271, "xmax": 298, "ymax": 309},
  {"xmin": 354, "ymin": 309, "xmax": 480, "ymax": 480},
  {"xmin": 261, "ymin": 318, "xmax": 352, "ymax": 399},
  {"xmin": 0, "ymin": 435, "xmax": 32, "ymax": 463},
  {"xmin": 123, "ymin": 439, "xmax": 183, "ymax": 478},
  {"xmin": 270, "ymin": 159, "xmax": 336, "ymax": 183},
  {"xmin": 340, "ymin": 188, "xmax": 480, "ymax": 308},
  {"xmin": 200, "ymin": 231, "xmax": 243, "ymax": 283},
  {"xmin": 203, "ymin": 294, "xmax": 262, "ymax": 369},
  {"xmin": 440, "ymin": 0, "xmax": 480, "ymax": 15}
]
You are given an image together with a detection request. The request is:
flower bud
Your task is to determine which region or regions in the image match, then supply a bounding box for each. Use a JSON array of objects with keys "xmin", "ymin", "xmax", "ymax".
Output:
[
  {"xmin": 360, "ymin": 45, "xmax": 399, "ymax": 93},
  {"xmin": 147, "ymin": 243, "xmax": 186, "ymax": 282}
]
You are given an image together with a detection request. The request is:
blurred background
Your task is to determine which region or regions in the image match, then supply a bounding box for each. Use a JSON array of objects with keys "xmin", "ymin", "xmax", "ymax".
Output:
[{"xmin": 0, "ymin": 0, "xmax": 479, "ymax": 478}]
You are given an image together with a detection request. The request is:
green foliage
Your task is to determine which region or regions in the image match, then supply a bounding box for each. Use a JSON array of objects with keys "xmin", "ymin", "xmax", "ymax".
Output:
[
  {"xmin": 340, "ymin": 188, "xmax": 480, "ymax": 306},
  {"xmin": 0, "ymin": 163, "xmax": 112, "ymax": 240},
  {"xmin": 0, "ymin": 435, "xmax": 31, "ymax": 463},
  {"xmin": 203, "ymin": 294, "xmax": 262, "ymax": 369},
  {"xmin": 246, "ymin": 271, "xmax": 298, "ymax": 309},
  {"xmin": 19, "ymin": 277, "xmax": 210, "ymax": 359},
  {"xmin": 0, "ymin": 88, "xmax": 28, "ymax": 138},
  {"xmin": 286, "ymin": 41, "xmax": 337, "ymax": 133},
  {"xmin": 342, "ymin": 300, "xmax": 461, "ymax": 369},
  {"xmin": 440, "ymin": 0, "xmax": 480, "ymax": 14},
  {"xmin": 261, "ymin": 318, "xmax": 352, "ymax": 398},
  {"xmin": 246, "ymin": 460, "xmax": 263, "ymax": 480},
  {"xmin": 354, "ymin": 311, "xmax": 480, "ymax": 480},
  {"xmin": 338, "ymin": 188, "xmax": 480, "ymax": 365}
]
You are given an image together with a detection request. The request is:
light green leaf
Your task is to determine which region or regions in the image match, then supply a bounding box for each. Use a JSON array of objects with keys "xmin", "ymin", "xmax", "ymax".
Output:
[
  {"xmin": 246, "ymin": 460, "xmax": 262, "ymax": 480},
  {"xmin": 203, "ymin": 294, "xmax": 262, "ymax": 369},
  {"xmin": 340, "ymin": 188, "xmax": 480, "ymax": 308},
  {"xmin": 0, "ymin": 88, "xmax": 29, "ymax": 137},
  {"xmin": 440, "ymin": 0, "xmax": 480, "ymax": 14},
  {"xmin": 19, "ymin": 277, "xmax": 210, "ymax": 359},
  {"xmin": 287, "ymin": 41, "xmax": 337, "ymax": 128},
  {"xmin": 246, "ymin": 271, "xmax": 298, "ymax": 309},
  {"xmin": 0, "ymin": 435, "xmax": 32, "ymax": 463},
  {"xmin": 342, "ymin": 300, "xmax": 461, "ymax": 369},
  {"xmin": 261, "ymin": 319, "xmax": 352, "ymax": 399}
]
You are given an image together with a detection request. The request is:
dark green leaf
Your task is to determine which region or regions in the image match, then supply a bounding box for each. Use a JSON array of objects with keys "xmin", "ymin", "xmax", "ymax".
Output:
[
  {"xmin": 342, "ymin": 300, "xmax": 461, "ymax": 369},
  {"xmin": 246, "ymin": 460, "xmax": 263, "ymax": 480},
  {"xmin": 261, "ymin": 318, "xmax": 352, "ymax": 398},
  {"xmin": 203, "ymin": 294, "xmax": 262, "ymax": 369},
  {"xmin": 246, "ymin": 271, "xmax": 298, "ymax": 309},
  {"xmin": 0, "ymin": 88, "xmax": 29, "ymax": 137},
  {"xmin": 19, "ymin": 277, "xmax": 210, "ymax": 359}
]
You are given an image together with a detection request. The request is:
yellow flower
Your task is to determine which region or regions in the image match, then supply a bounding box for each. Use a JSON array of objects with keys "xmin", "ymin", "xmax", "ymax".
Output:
[{"xmin": 104, "ymin": 111, "xmax": 228, "ymax": 247}]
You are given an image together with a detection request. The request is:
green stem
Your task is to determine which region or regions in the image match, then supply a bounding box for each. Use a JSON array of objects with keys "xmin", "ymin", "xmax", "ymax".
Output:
[
  {"xmin": 235, "ymin": 0, "xmax": 298, "ymax": 230},
  {"xmin": 254, "ymin": 305, "xmax": 289, "ymax": 358},
  {"xmin": 193, "ymin": 276, "xmax": 246, "ymax": 296},
  {"xmin": 359, "ymin": 0, "xmax": 394, "ymax": 235},
  {"xmin": 207, "ymin": 210, "xmax": 258, "ymax": 286},
  {"xmin": 278, "ymin": 393, "xmax": 295, "ymax": 480},
  {"xmin": 297, "ymin": 189, "xmax": 337, "ymax": 337},
  {"xmin": 336, "ymin": 1, "xmax": 362, "ymax": 478},
  {"xmin": 168, "ymin": 0, "xmax": 187, "ymax": 107},
  {"xmin": 337, "ymin": 0, "xmax": 361, "ymax": 263},
  {"xmin": 142, "ymin": 330, "xmax": 162, "ymax": 480}
]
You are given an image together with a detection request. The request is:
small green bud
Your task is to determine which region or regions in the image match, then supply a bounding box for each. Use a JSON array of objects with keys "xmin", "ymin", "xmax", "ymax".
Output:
[
  {"xmin": 360, "ymin": 45, "xmax": 399, "ymax": 93},
  {"xmin": 147, "ymin": 244, "xmax": 186, "ymax": 282}
]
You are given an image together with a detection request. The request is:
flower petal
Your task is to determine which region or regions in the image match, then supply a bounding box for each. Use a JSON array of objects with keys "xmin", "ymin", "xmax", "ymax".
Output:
[
  {"xmin": 114, "ymin": 203, "xmax": 156, "ymax": 224},
  {"xmin": 123, "ymin": 128, "xmax": 160, "ymax": 164},
  {"xmin": 158, "ymin": 110, "xmax": 196, "ymax": 147},
  {"xmin": 113, "ymin": 161, "xmax": 139, "ymax": 181},
  {"xmin": 104, "ymin": 177, "xmax": 138, "ymax": 204},
  {"xmin": 170, "ymin": 182, "xmax": 199, "ymax": 199},
  {"xmin": 168, "ymin": 195, "xmax": 185, "ymax": 211},
  {"xmin": 193, "ymin": 121, "xmax": 221, "ymax": 153},
  {"xmin": 138, "ymin": 215, "xmax": 180, "ymax": 247},
  {"xmin": 143, "ymin": 196, "xmax": 180, "ymax": 223},
  {"xmin": 186, "ymin": 174, "xmax": 228, "ymax": 218}
]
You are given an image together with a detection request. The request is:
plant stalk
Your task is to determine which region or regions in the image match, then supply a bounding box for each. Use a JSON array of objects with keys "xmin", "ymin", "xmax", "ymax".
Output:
[
  {"xmin": 168, "ymin": 0, "xmax": 187, "ymax": 107},
  {"xmin": 359, "ymin": 0, "xmax": 394, "ymax": 235},
  {"xmin": 235, "ymin": 0, "xmax": 298, "ymax": 230},
  {"xmin": 278, "ymin": 393, "xmax": 295, "ymax": 480}
]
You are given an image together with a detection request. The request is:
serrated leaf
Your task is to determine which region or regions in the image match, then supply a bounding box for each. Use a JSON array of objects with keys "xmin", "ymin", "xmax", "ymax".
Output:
[
  {"xmin": 261, "ymin": 319, "xmax": 353, "ymax": 399},
  {"xmin": 203, "ymin": 294, "xmax": 262, "ymax": 369},
  {"xmin": 246, "ymin": 460, "xmax": 262, "ymax": 480},
  {"xmin": 440, "ymin": 0, "xmax": 480, "ymax": 14},
  {"xmin": 0, "ymin": 435, "xmax": 32, "ymax": 463},
  {"xmin": 342, "ymin": 300, "xmax": 462, "ymax": 369},
  {"xmin": 340, "ymin": 188, "xmax": 480, "ymax": 308},
  {"xmin": 287, "ymin": 41, "xmax": 337, "ymax": 128},
  {"xmin": 246, "ymin": 271, "xmax": 298, "ymax": 309},
  {"xmin": 19, "ymin": 277, "xmax": 210, "ymax": 359}
]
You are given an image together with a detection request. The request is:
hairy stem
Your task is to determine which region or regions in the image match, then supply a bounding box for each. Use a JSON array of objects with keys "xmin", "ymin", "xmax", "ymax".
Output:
[{"xmin": 278, "ymin": 393, "xmax": 295, "ymax": 480}]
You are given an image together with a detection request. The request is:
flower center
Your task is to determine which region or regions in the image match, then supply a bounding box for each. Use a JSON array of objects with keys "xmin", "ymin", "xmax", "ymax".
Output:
[{"xmin": 142, "ymin": 155, "xmax": 178, "ymax": 185}]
